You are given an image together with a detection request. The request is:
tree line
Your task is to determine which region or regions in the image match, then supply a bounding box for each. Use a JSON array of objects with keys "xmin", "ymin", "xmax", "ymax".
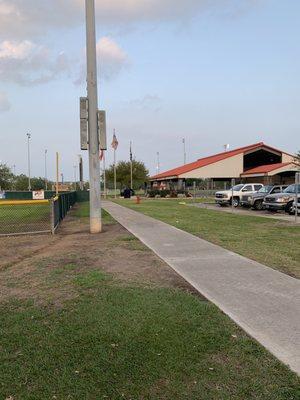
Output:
[{"xmin": 0, "ymin": 160, "xmax": 149, "ymax": 191}]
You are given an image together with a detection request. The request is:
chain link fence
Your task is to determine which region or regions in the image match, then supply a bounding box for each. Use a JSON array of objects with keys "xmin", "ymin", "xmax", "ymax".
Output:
[{"xmin": 0, "ymin": 192, "xmax": 77, "ymax": 236}]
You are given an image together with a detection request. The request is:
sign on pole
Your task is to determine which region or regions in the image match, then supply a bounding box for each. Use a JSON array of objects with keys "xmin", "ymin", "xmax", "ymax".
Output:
[
  {"xmin": 80, "ymin": 97, "xmax": 88, "ymax": 150},
  {"xmin": 97, "ymin": 110, "xmax": 107, "ymax": 150}
]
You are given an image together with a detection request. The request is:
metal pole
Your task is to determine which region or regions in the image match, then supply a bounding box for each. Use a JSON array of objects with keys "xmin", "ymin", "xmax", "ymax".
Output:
[
  {"xmin": 130, "ymin": 141, "xmax": 133, "ymax": 190},
  {"xmin": 114, "ymin": 148, "xmax": 117, "ymax": 198},
  {"xmin": 56, "ymin": 152, "xmax": 59, "ymax": 195},
  {"xmin": 183, "ymin": 138, "xmax": 186, "ymax": 165},
  {"xmin": 73, "ymin": 165, "xmax": 77, "ymax": 189},
  {"xmin": 231, "ymin": 178, "xmax": 235, "ymax": 213},
  {"xmin": 27, "ymin": 133, "xmax": 31, "ymax": 191},
  {"xmin": 45, "ymin": 149, "xmax": 48, "ymax": 190},
  {"xmin": 103, "ymin": 151, "xmax": 107, "ymax": 198},
  {"xmin": 156, "ymin": 152, "xmax": 160, "ymax": 174},
  {"xmin": 85, "ymin": 0, "xmax": 101, "ymax": 233},
  {"xmin": 295, "ymin": 172, "xmax": 300, "ymax": 223}
]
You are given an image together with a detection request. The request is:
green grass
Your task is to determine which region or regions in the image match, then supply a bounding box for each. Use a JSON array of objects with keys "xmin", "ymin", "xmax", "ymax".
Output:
[
  {"xmin": 74, "ymin": 201, "xmax": 115, "ymax": 224},
  {"xmin": 1, "ymin": 274, "xmax": 299, "ymax": 399},
  {"xmin": 115, "ymin": 199, "xmax": 300, "ymax": 278},
  {"xmin": 0, "ymin": 203, "xmax": 50, "ymax": 234},
  {"xmin": 1, "ymin": 202, "xmax": 299, "ymax": 399}
]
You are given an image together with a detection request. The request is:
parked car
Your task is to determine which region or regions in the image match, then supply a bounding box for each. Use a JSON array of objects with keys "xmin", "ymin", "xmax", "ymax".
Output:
[
  {"xmin": 263, "ymin": 184, "xmax": 300, "ymax": 213},
  {"xmin": 215, "ymin": 183, "xmax": 263, "ymax": 207},
  {"xmin": 240, "ymin": 185, "xmax": 287, "ymax": 210}
]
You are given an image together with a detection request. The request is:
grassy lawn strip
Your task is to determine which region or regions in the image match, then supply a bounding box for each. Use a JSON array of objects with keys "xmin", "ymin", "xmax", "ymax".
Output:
[
  {"xmin": 115, "ymin": 199, "xmax": 300, "ymax": 279},
  {"xmin": 74, "ymin": 201, "xmax": 115, "ymax": 224},
  {"xmin": 1, "ymin": 277, "xmax": 300, "ymax": 399},
  {"xmin": 1, "ymin": 202, "xmax": 299, "ymax": 399}
]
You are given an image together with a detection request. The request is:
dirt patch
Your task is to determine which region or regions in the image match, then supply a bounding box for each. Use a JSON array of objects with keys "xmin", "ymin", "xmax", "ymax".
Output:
[{"xmin": 0, "ymin": 209, "xmax": 202, "ymax": 305}]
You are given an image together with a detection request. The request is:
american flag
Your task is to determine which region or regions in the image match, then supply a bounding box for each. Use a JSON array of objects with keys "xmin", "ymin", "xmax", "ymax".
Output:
[{"xmin": 111, "ymin": 132, "xmax": 119, "ymax": 150}]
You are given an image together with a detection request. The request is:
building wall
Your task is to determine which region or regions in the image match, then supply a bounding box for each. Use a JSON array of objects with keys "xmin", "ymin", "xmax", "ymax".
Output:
[
  {"xmin": 180, "ymin": 153, "xmax": 243, "ymax": 179},
  {"xmin": 282, "ymin": 153, "xmax": 294, "ymax": 163}
]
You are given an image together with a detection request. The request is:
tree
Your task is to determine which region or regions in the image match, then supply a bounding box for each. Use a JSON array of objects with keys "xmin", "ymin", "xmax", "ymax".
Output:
[
  {"xmin": 14, "ymin": 175, "xmax": 49, "ymax": 191},
  {"xmin": 106, "ymin": 160, "xmax": 149, "ymax": 189},
  {"xmin": 0, "ymin": 164, "xmax": 14, "ymax": 190},
  {"xmin": 14, "ymin": 174, "xmax": 30, "ymax": 191}
]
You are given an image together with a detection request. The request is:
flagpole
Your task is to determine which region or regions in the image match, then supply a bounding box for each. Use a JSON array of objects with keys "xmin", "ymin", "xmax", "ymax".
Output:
[
  {"xmin": 114, "ymin": 147, "xmax": 117, "ymax": 199},
  {"xmin": 130, "ymin": 141, "xmax": 133, "ymax": 191}
]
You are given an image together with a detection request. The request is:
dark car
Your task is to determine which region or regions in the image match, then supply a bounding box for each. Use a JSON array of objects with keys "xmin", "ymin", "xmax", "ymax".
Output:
[
  {"xmin": 263, "ymin": 184, "xmax": 300, "ymax": 213},
  {"xmin": 240, "ymin": 185, "xmax": 287, "ymax": 210}
]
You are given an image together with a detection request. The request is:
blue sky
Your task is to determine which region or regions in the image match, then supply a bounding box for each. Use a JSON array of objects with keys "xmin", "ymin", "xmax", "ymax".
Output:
[{"xmin": 0, "ymin": 0, "xmax": 299, "ymax": 180}]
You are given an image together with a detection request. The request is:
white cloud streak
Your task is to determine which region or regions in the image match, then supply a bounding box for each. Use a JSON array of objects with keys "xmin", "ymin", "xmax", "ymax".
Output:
[
  {"xmin": 0, "ymin": 40, "xmax": 70, "ymax": 86},
  {"xmin": 75, "ymin": 36, "xmax": 129, "ymax": 85},
  {"xmin": 0, "ymin": 1, "xmax": 261, "ymax": 39}
]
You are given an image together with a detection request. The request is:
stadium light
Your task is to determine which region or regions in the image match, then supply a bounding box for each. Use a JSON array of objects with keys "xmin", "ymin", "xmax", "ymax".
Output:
[{"xmin": 26, "ymin": 133, "xmax": 31, "ymax": 191}]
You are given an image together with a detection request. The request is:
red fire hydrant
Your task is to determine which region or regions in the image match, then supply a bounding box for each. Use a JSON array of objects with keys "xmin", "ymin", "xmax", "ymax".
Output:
[{"xmin": 135, "ymin": 196, "xmax": 141, "ymax": 204}]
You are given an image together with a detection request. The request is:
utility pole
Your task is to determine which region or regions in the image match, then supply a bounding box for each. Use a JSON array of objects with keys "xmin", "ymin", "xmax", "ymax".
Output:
[
  {"xmin": 182, "ymin": 138, "xmax": 186, "ymax": 165},
  {"xmin": 130, "ymin": 141, "xmax": 133, "ymax": 190},
  {"xmin": 85, "ymin": 0, "xmax": 101, "ymax": 233},
  {"xmin": 156, "ymin": 151, "xmax": 160, "ymax": 174},
  {"xmin": 73, "ymin": 165, "xmax": 77, "ymax": 189},
  {"xmin": 27, "ymin": 133, "xmax": 31, "ymax": 191},
  {"xmin": 44, "ymin": 149, "xmax": 48, "ymax": 190},
  {"xmin": 56, "ymin": 152, "xmax": 59, "ymax": 195}
]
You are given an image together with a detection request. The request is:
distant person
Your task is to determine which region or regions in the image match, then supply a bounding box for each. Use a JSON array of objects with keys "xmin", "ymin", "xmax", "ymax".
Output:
[{"xmin": 123, "ymin": 187, "xmax": 131, "ymax": 199}]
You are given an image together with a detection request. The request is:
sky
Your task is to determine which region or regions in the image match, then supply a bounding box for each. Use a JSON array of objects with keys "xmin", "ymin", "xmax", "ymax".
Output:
[{"xmin": 0, "ymin": 0, "xmax": 300, "ymax": 180}]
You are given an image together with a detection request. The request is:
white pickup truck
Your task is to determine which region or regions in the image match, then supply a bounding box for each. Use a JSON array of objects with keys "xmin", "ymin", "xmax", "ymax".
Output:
[{"xmin": 215, "ymin": 183, "xmax": 263, "ymax": 207}]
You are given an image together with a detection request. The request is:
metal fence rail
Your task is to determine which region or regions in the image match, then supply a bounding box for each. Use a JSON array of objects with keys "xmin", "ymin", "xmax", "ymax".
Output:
[
  {"xmin": 51, "ymin": 192, "xmax": 77, "ymax": 233},
  {"xmin": 0, "ymin": 192, "xmax": 77, "ymax": 237}
]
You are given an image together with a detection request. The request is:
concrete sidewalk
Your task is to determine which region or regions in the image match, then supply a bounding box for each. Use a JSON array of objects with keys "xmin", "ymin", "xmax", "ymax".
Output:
[{"xmin": 103, "ymin": 201, "xmax": 300, "ymax": 375}]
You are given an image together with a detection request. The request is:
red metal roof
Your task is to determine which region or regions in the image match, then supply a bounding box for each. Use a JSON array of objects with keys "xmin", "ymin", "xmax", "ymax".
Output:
[
  {"xmin": 150, "ymin": 142, "xmax": 287, "ymax": 180},
  {"xmin": 241, "ymin": 162, "xmax": 291, "ymax": 175}
]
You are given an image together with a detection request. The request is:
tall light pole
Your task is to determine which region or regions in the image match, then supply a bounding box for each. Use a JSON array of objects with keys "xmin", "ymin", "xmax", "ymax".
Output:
[
  {"xmin": 44, "ymin": 149, "xmax": 48, "ymax": 190},
  {"xmin": 156, "ymin": 151, "xmax": 160, "ymax": 174},
  {"xmin": 85, "ymin": 0, "xmax": 101, "ymax": 233},
  {"xmin": 73, "ymin": 165, "xmax": 77, "ymax": 189},
  {"xmin": 182, "ymin": 138, "xmax": 186, "ymax": 165},
  {"xmin": 27, "ymin": 133, "xmax": 31, "ymax": 191}
]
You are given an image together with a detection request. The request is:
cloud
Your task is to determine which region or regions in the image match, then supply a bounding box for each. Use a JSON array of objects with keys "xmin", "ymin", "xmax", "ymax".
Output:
[
  {"xmin": 0, "ymin": 40, "xmax": 70, "ymax": 86},
  {"xmin": 0, "ymin": 92, "xmax": 11, "ymax": 112},
  {"xmin": 0, "ymin": 1, "xmax": 261, "ymax": 39},
  {"xmin": 75, "ymin": 36, "xmax": 129, "ymax": 84},
  {"xmin": 0, "ymin": 0, "xmax": 82, "ymax": 39},
  {"xmin": 129, "ymin": 95, "xmax": 162, "ymax": 112}
]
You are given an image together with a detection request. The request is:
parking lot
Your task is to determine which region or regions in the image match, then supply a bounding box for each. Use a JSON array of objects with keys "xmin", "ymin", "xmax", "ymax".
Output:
[{"xmin": 191, "ymin": 202, "xmax": 300, "ymax": 223}]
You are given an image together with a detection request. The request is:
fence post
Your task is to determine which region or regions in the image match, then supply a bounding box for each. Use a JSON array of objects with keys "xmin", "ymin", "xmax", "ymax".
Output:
[{"xmin": 50, "ymin": 199, "xmax": 55, "ymax": 234}]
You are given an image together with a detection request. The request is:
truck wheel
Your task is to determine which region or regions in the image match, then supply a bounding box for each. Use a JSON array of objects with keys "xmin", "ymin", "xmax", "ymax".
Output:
[
  {"xmin": 254, "ymin": 200, "xmax": 263, "ymax": 210},
  {"xmin": 231, "ymin": 197, "xmax": 240, "ymax": 207},
  {"xmin": 285, "ymin": 202, "xmax": 293, "ymax": 214}
]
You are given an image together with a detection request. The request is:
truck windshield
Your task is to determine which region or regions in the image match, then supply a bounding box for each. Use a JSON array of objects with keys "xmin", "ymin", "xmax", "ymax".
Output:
[
  {"xmin": 230, "ymin": 184, "xmax": 244, "ymax": 191},
  {"xmin": 258, "ymin": 186, "xmax": 272, "ymax": 193},
  {"xmin": 284, "ymin": 184, "xmax": 300, "ymax": 193}
]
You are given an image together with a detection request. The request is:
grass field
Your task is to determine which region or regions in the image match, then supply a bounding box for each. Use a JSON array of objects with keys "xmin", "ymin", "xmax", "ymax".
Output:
[
  {"xmin": 0, "ymin": 203, "xmax": 51, "ymax": 234},
  {"xmin": 115, "ymin": 198, "xmax": 300, "ymax": 278},
  {"xmin": 1, "ymin": 202, "xmax": 299, "ymax": 399}
]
